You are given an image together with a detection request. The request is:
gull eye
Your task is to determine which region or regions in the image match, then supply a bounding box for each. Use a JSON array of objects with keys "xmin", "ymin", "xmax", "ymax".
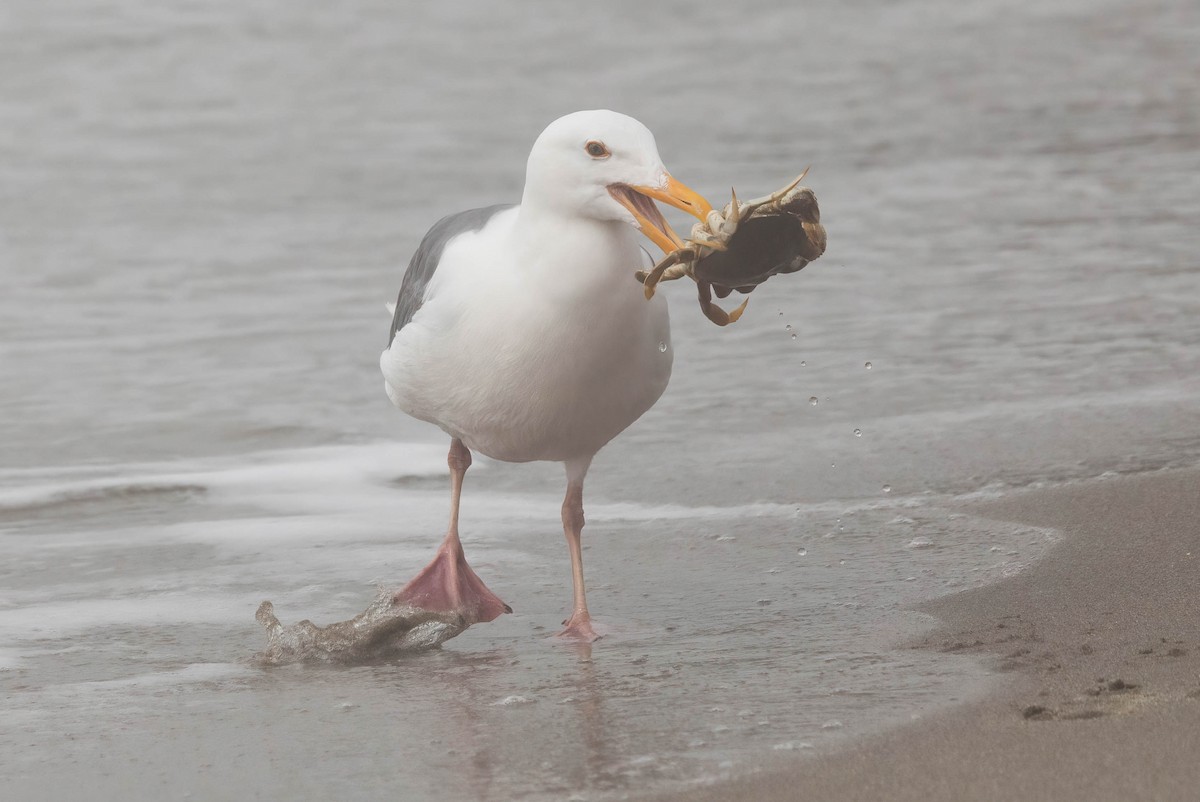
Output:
[{"xmin": 585, "ymin": 140, "xmax": 610, "ymax": 159}]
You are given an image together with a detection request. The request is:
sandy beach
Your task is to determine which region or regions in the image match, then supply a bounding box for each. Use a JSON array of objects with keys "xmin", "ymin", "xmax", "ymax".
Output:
[{"xmin": 648, "ymin": 466, "xmax": 1200, "ymax": 802}]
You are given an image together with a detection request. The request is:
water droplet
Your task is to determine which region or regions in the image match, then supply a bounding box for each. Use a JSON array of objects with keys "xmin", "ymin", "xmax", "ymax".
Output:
[
  {"xmin": 882, "ymin": 484, "xmax": 892, "ymax": 494},
  {"xmin": 853, "ymin": 428, "xmax": 862, "ymax": 437},
  {"xmin": 800, "ymin": 360, "xmax": 807, "ymax": 366},
  {"xmin": 785, "ymin": 324, "xmax": 793, "ymax": 332},
  {"xmin": 790, "ymin": 333, "xmax": 798, "ymax": 340},
  {"xmin": 865, "ymin": 361, "xmax": 873, "ymax": 370},
  {"xmin": 777, "ymin": 310, "xmax": 784, "ymax": 316},
  {"xmin": 830, "ymin": 463, "xmax": 836, "ymax": 469},
  {"xmin": 809, "ymin": 396, "xmax": 818, "ymax": 406},
  {"xmin": 658, "ymin": 341, "xmax": 667, "ymax": 352},
  {"xmin": 797, "ymin": 548, "xmax": 807, "ymax": 556}
]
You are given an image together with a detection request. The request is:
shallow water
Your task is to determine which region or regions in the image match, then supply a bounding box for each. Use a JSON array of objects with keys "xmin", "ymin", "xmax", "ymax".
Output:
[
  {"xmin": 3, "ymin": 0, "xmax": 1199, "ymax": 799},
  {"xmin": 1, "ymin": 446, "xmax": 1059, "ymax": 799}
]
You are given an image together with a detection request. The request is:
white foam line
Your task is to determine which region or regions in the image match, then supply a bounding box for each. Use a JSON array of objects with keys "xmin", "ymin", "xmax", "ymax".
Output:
[
  {"xmin": 0, "ymin": 439, "xmax": 938, "ymax": 520},
  {"xmin": 0, "ymin": 594, "xmax": 256, "ymax": 640},
  {"xmin": 0, "ymin": 442, "xmax": 454, "ymax": 512},
  {"xmin": 47, "ymin": 663, "xmax": 256, "ymax": 694},
  {"xmin": 582, "ymin": 493, "xmax": 933, "ymax": 522}
]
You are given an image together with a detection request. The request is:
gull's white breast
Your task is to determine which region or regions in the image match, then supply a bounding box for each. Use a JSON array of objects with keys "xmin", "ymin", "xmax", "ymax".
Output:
[{"xmin": 381, "ymin": 207, "xmax": 673, "ymax": 463}]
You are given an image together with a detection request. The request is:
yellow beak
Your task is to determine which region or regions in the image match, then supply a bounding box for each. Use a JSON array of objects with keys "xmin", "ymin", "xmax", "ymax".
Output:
[{"xmin": 609, "ymin": 174, "xmax": 714, "ymax": 256}]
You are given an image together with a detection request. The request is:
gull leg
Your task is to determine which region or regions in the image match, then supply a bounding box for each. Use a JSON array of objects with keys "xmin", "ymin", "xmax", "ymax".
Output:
[
  {"xmin": 559, "ymin": 457, "xmax": 600, "ymax": 642},
  {"xmin": 394, "ymin": 438, "xmax": 512, "ymax": 624}
]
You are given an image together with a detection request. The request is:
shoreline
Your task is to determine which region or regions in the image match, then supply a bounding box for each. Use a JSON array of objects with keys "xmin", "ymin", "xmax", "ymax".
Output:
[{"xmin": 646, "ymin": 466, "xmax": 1200, "ymax": 801}]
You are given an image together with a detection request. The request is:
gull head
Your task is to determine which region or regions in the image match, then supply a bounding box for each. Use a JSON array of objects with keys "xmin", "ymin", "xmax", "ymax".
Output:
[{"xmin": 522, "ymin": 109, "xmax": 712, "ymax": 255}]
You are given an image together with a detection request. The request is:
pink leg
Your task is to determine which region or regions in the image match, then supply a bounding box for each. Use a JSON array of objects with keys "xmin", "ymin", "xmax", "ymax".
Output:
[
  {"xmin": 559, "ymin": 464, "xmax": 600, "ymax": 642},
  {"xmin": 394, "ymin": 439, "xmax": 511, "ymax": 625}
]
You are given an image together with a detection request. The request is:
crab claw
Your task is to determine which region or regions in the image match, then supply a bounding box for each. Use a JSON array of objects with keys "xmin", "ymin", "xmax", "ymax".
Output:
[
  {"xmin": 697, "ymin": 281, "xmax": 750, "ymax": 326},
  {"xmin": 724, "ymin": 297, "xmax": 750, "ymax": 324}
]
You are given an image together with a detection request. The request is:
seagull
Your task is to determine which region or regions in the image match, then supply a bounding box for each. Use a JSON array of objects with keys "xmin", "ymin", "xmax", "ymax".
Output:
[{"xmin": 379, "ymin": 110, "xmax": 712, "ymax": 642}]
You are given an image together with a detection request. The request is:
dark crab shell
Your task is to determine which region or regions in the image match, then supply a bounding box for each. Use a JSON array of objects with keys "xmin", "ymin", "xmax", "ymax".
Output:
[{"xmin": 694, "ymin": 187, "xmax": 827, "ymax": 297}]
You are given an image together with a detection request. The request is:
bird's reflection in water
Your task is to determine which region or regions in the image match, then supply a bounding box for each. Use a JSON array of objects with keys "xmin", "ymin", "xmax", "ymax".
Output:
[
  {"xmin": 558, "ymin": 640, "xmax": 620, "ymax": 794},
  {"xmin": 378, "ymin": 639, "xmax": 630, "ymax": 800}
]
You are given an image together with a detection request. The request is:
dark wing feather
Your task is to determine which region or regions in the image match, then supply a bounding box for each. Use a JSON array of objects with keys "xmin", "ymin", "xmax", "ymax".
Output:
[{"xmin": 387, "ymin": 204, "xmax": 514, "ymax": 346}]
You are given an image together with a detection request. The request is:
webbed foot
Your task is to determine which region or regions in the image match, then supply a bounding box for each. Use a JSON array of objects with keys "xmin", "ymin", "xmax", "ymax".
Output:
[
  {"xmin": 558, "ymin": 612, "xmax": 602, "ymax": 643},
  {"xmin": 394, "ymin": 541, "xmax": 512, "ymax": 626}
]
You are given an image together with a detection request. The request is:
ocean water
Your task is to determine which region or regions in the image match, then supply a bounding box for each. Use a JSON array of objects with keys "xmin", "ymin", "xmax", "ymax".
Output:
[{"xmin": 3, "ymin": 0, "xmax": 1199, "ymax": 799}]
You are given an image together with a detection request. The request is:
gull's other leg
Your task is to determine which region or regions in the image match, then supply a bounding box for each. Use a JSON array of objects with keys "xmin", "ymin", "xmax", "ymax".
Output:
[{"xmin": 559, "ymin": 456, "xmax": 600, "ymax": 642}]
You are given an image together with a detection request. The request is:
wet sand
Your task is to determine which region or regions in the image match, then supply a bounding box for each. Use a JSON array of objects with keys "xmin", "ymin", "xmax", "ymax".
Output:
[{"xmin": 648, "ymin": 466, "xmax": 1200, "ymax": 802}]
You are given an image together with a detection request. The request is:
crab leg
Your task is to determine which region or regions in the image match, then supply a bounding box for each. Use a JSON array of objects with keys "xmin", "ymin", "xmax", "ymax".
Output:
[
  {"xmin": 725, "ymin": 188, "xmax": 740, "ymax": 234},
  {"xmin": 635, "ymin": 264, "xmax": 691, "ymax": 286},
  {"xmin": 659, "ymin": 264, "xmax": 692, "ymax": 282},
  {"xmin": 639, "ymin": 262, "xmax": 692, "ymax": 282},
  {"xmin": 740, "ymin": 168, "xmax": 811, "ymax": 215},
  {"xmin": 753, "ymin": 169, "xmax": 811, "ymax": 212},
  {"xmin": 642, "ymin": 248, "xmax": 696, "ymax": 299},
  {"xmin": 696, "ymin": 280, "xmax": 749, "ymax": 326},
  {"xmin": 768, "ymin": 168, "xmax": 810, "ymax": 203},
  {"xmin": 688, "ymin": 233, "xmax": 729, "ymax": 251}
]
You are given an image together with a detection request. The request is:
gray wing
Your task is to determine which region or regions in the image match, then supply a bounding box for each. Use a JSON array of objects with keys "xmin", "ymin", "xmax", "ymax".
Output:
[{"xmin": 387, "ymin": 204, "xmax": 514, "ymax": 346}]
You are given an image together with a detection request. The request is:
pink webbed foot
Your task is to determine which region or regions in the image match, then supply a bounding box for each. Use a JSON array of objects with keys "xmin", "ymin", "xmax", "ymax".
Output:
[
  {"xmin": 394, "ymin": 542, "xmax": 512, "ymax": 626},
  {"xmin": 558, "ymin": 612, "xmax": 602, "ymax": 643}
]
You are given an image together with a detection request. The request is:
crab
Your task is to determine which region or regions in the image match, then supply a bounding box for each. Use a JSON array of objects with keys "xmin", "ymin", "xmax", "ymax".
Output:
[{"xmin": 636, "ymin": 171, "xmax": 827, "ymax": 325}]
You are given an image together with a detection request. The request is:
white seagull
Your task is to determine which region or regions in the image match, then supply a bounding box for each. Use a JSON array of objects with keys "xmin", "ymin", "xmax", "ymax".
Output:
[{"xmin": 380, "ymin": 110, "xmax": 712, "ymax": 641}]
